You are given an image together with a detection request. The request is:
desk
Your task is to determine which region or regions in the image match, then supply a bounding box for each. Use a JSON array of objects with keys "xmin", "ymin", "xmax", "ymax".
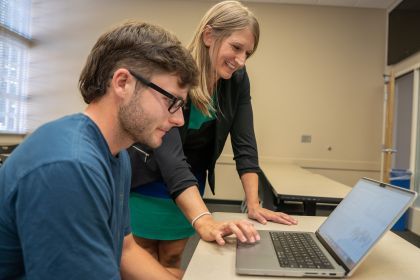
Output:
[
  {"xmin": 183, "ymin": 212, "xmax": 420, "ymax": 280},
  {"xmin": 0, "ymin": 144, "xmax": 18, "ymax": 166},
  {"xmin": 259, "ymin": 163, "xmax": 351, "ymax": 215}
]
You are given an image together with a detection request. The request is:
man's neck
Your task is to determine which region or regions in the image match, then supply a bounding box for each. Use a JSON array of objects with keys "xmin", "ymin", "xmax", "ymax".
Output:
[{"xmin": 84, "ymin": 101, "xmax": 132, "ymax": 156}]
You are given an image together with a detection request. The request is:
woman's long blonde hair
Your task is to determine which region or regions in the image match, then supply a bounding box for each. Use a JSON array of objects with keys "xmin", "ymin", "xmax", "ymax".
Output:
[{"xmin": 187, "ymin": 0, "xmax": 260, "ymax": 115}]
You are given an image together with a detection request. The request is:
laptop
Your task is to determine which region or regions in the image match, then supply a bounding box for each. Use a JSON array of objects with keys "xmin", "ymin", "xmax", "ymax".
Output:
[{"xmin": 236, "ymin": 177, "xmax": 417, "ymax": 278}]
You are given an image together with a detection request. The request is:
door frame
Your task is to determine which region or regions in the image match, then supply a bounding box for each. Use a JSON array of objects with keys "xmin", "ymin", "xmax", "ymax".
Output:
[{"xmin": 382, "ymin": 66, "xmax": 420, "ymax": 186}]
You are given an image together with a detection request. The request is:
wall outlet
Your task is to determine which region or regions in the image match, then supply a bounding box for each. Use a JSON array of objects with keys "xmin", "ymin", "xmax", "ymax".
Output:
[{"xmin": 301, "ymin": 134, "xmax": 312, "ymax": 143}]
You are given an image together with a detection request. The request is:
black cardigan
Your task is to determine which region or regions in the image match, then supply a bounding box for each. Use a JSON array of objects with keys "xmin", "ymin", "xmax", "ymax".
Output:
[{"xmin": 128, "ymin": 68, "xmax": 260, "ymax": 198}]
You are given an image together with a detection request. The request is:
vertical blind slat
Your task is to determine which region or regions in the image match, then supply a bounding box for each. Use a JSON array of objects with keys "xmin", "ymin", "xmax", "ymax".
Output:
[{"xmin": 0, "ymin": 0, "xmax": 31, "ymax": 134}]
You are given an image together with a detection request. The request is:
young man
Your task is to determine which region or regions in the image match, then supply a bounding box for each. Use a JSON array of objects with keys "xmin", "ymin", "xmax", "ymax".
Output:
[{"xmin": 0, "ymin": 22, "xmax": 259, "ymax": 279}]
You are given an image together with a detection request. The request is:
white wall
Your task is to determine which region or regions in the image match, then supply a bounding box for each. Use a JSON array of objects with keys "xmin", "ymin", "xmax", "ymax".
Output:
[
  {"xmin": 207, "ymin": 3, "xmax": 386, "ymax": 198},
  {"xmin": 24, "ymin": 0, "xmax": 385, "ymax": 200},
  {"xmin": 28, "ymin": 0, "xmax": 210, "ymax": 128}
]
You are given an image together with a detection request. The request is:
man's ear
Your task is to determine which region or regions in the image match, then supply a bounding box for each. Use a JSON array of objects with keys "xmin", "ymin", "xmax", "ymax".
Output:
[
  {"xmin": 111, "ymin": 68, "xmax": 133, "ymax": 99},
  {"xmin": 202, "ymin": 25, "xmax": 214, "ymax": 47}
]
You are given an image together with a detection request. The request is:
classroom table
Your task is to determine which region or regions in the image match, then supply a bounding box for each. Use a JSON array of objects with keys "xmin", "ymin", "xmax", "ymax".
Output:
[
  {"xmin": 183, "ymin": 212, "xmax": 420, "ymax": 280},
  {"xmin": 259, "ymin": 163, "xmax": 351, "ymax": 215}
]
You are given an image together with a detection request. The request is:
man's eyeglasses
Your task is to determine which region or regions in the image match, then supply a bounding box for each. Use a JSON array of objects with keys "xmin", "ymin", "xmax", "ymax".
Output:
[{"xmin": 128, "ymin": 70, "xmax": 185, "ymax": 113}]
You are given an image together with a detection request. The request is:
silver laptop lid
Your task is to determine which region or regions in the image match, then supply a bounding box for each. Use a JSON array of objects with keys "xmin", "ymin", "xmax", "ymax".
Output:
[{"xmin": 317, "ymin": 178, "xmax": 417, "ymax": 273}]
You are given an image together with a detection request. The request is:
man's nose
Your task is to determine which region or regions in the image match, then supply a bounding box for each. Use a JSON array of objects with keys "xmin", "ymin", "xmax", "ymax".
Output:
[{"xmin": 169, "ymin": 108, "xmax": 184, "ymax": 127}]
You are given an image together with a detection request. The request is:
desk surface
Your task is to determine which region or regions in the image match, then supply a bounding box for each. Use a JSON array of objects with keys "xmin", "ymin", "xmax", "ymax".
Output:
[
  {"xmin": 183, "ymin": 212, "xmax": 420, "ymax": 280},
  {"xmin": 260, "ymin": 162, "xmax": 351, "ymax": 199}
]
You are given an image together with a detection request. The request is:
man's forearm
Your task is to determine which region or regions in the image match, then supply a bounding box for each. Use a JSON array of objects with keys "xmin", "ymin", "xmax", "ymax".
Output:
[{"xmin": 120, "ymin": 234, "xmax": 178, "ymax": 280}]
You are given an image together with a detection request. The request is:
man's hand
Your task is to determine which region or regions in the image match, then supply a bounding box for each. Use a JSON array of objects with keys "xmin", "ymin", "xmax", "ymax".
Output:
[
  {"xmin": 193, "ymin": 214, "xmax": 260, "ymax": 245},
  {"xmin": 121, "ymin": 234, "xmax": 180, "ymax": 280},
  {"xmin": 247, "ymin": 205, "xmax": 298, "ymax": 225}
]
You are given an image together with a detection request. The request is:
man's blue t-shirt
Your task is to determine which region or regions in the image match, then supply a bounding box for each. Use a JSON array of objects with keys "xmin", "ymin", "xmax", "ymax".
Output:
[{"xmin": 0, "ymin": 113, "xmax": 131, "ymax": 279}]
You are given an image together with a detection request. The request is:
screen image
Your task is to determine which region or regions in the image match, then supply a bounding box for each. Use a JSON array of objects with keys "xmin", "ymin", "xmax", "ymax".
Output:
[{"xmin": 318, "ymin": 179, "xmax": 414, "ymax": 270}]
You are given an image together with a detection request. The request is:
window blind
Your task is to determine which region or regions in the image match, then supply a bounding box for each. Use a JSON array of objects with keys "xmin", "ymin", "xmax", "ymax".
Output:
[{"xmin": 0, "ymin": 0, "xmax": 31, "ymax": 134}]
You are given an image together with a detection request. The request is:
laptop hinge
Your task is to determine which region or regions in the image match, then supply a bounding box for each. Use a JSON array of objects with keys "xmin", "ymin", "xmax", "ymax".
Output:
[{"xmin": 316, "ymin": 231, "xmax": 351, "ymax": 274}]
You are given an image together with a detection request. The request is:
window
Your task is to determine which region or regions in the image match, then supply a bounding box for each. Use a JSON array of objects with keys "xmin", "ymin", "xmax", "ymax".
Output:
[{"xmin": 0, "ymin": 0, "xmax": 31, "ymax": 134}]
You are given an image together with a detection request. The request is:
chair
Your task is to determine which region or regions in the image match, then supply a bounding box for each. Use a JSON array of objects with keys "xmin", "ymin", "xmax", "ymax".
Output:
[{"xmin": 0, "ymin": 144, "xmax": 18, "ymax": 165}]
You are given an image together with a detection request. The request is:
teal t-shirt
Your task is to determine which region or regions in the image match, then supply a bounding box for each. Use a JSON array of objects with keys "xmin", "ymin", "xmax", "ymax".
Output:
[{"xmin": 0, "ymin": 114, "xmax": 131, "ymax": 279}]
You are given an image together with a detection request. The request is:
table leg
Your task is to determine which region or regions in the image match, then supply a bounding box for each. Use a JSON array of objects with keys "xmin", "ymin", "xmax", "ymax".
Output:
[{"xmin": 303, "ymin": 201, "xmax": 317, "ymax": 216}]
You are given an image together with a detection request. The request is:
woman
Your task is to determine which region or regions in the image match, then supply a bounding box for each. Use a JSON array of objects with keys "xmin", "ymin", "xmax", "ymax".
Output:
[{"xmin": 128, "ymin": 0, "xmax": 297, "ymax": 269}]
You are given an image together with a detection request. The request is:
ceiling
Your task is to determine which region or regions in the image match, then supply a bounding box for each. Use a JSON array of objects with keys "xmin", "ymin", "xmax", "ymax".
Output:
[{"xmin": 242, "ymin": 0, "xmax": 401, "ymax": 9}]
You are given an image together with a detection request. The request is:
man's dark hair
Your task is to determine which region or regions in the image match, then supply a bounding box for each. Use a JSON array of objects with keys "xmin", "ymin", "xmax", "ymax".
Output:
[{"xmin": 79, "ymin": 21, "xmax": 198, "ymax": 103}]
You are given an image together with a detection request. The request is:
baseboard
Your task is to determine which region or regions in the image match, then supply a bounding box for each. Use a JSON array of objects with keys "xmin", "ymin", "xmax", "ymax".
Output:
[
  {"xmin": 217, "ymin": 154, "xmax": 380, "ymax": 171},
  {"xmin": 408, "ymin": 206, "xmax": 420, "ymax": 235}
]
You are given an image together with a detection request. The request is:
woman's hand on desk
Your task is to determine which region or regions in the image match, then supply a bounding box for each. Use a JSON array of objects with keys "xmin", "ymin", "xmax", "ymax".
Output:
[
  {"xmin": 240, "ymin": 173, "xmax": 297, "ymax": 226},
  {"xmin": 193, "ymin": 214, "xmax": 260, "ymax": 245},
  {"xmin": 247, "ymin": 206, "xmax": 298, "ymax": 225}
]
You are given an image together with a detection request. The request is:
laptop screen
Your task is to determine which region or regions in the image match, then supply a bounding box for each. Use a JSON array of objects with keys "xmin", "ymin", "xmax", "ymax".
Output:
[{"xmin": 318, "ymin": 179, "xmax": 415, "ymax": 270}]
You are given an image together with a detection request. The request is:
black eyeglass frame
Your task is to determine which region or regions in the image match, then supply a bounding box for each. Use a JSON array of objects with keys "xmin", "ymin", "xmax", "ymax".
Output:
[{"xmin": 128, "ymin": 70, "xmax": 185, "ymax": 113}]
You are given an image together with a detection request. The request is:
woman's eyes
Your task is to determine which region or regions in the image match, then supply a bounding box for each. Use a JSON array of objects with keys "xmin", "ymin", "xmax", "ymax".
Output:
[
  {"xmin": 231, "ymin": 43, "xmax": 251, "ymax": 58},
  {"xmin": 232, "ymin": 44, "xmax": 241, "ymax": 51}
]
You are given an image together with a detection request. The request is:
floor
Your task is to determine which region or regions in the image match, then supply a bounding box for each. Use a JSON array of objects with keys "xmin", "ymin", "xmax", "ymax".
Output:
[{"xmin": 180, "ymin": 200, "xmax": 420, "ymax": 270}]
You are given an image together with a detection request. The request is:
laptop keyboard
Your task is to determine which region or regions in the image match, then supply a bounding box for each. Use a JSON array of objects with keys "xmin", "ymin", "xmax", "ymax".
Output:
[{"xmin": 270, "ymin": 232, "xmax": 334, "ymax": 269}]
